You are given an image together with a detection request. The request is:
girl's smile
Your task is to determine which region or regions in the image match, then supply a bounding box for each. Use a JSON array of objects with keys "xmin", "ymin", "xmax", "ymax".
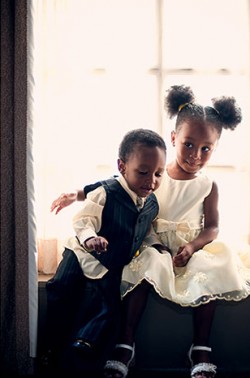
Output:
[{"xmin": 171, "ymin": 121, "xmax": 219, "ymax": 178}]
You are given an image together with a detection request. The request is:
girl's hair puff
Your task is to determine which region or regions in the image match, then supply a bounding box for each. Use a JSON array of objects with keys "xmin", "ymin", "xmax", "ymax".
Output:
[
  {"xmin": 119, "ymin": 128, "xmax": 166, "ymax": 162},
  {"xmin": 164, "ymin": 85, "xmax": 195, "ymax": 119},
  {"xmin": 165, "ymin": 84, "xmax": 242, "ymax": 136},
  {"xmin": 212, "ymin": 96, "xmax": 242, "ymax": 131}
]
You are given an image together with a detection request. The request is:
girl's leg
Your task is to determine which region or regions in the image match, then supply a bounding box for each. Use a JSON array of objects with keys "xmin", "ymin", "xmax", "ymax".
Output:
[
  {"xmin": 120, "ymin": 279, "xmax": 151, "ymax": 345},
  {"xmin": 192, "ymin": 300, "xmax": 216, "ymax": 361},
  {"xmin": 191, "ymin": 300, "xmax": 217, "ymax": 378},
  {"xmin": 104, "ymin": 280, "xmax": 151, "ymax": 378}
]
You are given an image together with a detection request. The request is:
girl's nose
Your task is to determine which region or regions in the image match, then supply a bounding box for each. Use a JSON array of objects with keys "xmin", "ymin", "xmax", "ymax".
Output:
[{"xmin": 190, "ymin": 149, "xmax": 201, "ymax": 160}]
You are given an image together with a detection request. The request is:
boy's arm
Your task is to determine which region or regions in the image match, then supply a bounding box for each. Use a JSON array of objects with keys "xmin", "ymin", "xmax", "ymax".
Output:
[
  {"xmin": 73, "ymin": 186, "xmax": 105, "ymax": 242},
  {"xmin": 73, "ymin": 186, "xmax": 108, "ymax": 254},
  {"xmin": 142, "ymin": 224, "xmax": 171, "ymax": 254}
]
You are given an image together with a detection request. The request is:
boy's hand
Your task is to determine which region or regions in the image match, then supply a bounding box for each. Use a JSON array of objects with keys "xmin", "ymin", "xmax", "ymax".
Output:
[
  {"xmin": 84, "ymin": 236, "xmax": 108, "ymax": 254},
  {"xmin": 50, "ymin": 192, "xmax": 78, "ymax": 214}
]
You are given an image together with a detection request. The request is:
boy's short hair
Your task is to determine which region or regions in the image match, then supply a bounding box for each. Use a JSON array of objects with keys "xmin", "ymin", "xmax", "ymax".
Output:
[{"xmin": 118, "ymin": 128, "xmax": 166, "ymax": 162}]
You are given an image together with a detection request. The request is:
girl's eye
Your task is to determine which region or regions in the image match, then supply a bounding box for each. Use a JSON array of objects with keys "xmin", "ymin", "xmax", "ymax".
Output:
[
  {"xmin": 139, "ymin": 171, "xmax": 147, "ymax": 175},
  {"xmin": 185, "ymin": 142, "xmax": 193, "ymax": 148}
]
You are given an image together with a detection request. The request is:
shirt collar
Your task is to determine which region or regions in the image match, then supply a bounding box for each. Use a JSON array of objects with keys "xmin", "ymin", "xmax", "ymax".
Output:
[{"xmin": 117, "ymin": 175, "xmax": 145, "ymax": 208}]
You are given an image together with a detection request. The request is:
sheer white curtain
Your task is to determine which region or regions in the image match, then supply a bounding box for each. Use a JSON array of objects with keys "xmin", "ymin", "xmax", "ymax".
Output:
[
  {"xmin": 33, "ymin": 0, "xmax": 160, "ymax": 274},
  {"xmin": 32, "ymin": 0, "xmax": 250, "ymax": 275}
]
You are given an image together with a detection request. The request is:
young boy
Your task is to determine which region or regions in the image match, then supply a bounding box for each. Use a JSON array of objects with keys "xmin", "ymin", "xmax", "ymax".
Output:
[{"xmin": 45, "ymin": 128, "xmax": 167, "ymax": 368}]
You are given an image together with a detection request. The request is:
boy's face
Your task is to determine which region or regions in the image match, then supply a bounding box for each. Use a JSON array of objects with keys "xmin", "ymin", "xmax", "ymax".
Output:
[{"xmin": 118, "ymin": 144, "xmax": 166, "ymax": 198}]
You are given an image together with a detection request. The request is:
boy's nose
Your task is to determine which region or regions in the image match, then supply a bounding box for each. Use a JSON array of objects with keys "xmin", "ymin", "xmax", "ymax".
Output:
[{"xmin": 145, "ymin": 175, "xmax": 155, "ymax": 186}]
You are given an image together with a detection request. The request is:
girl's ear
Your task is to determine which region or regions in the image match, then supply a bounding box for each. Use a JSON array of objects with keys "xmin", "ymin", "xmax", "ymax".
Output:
[
  {"xmin": 117, "ymin": 159, "xmax": 126, "ymax": 174},
  {"xmin": 171, "ymin": 130, "xmax": 176, "ymax": 147}
]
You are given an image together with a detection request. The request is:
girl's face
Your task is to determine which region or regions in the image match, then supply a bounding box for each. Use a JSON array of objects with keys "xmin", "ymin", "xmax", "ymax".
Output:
[
  {"xmin": 118, "ymin": 144, "xmax": 166, "ymax": 198},
  {"xmin": 171, "ymin": 120, "xmax": 219, "ymax": 176}
]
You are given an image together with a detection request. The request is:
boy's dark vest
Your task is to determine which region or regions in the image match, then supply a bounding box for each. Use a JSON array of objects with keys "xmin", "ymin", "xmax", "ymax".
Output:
[{"xmin": 84, "ymin": 179, "xmax": 159, "ymax": 270}]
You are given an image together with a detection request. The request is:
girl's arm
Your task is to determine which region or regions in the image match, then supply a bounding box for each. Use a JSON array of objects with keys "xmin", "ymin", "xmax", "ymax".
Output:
[
  {"xmin": 173, "ymin": 182, "xmax": 219, "ymax": 267},
  {"xmin": 188, "ymin": 181, "xmax": 219, "ymax": 251},
  {"xmin": 50, "ymin": 180, "xmax": 105, "ymax": 214},
  {"xmin": 50, "ymin": 189, "xmax": 85, "ymax": 214}
]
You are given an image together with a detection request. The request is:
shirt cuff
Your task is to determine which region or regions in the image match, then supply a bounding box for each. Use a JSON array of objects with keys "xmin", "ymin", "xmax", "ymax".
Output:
[{"xmin": 78, "ymin": 230, "xmax": 97, "ymax": 246}]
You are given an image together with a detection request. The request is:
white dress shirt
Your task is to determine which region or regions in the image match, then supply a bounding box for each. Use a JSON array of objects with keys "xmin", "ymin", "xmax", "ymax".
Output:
[{"xmin": 64, "ymin": 176, "xmax": 148, "ymax": 278}]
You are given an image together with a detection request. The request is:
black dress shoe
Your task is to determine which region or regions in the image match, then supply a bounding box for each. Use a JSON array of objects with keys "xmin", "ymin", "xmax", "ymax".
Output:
[
  {"xmin": 40, "ymin": 349, "xmax": 59, "ymax": 372},
  {"xmin": 72, "ymin": 339, "xmax": 93, "ymax": 354}
]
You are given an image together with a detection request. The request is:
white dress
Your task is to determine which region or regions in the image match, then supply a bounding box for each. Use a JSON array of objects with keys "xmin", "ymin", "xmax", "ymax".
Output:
[{"xmin": 122, "ymin": 171, "xmax": 250, "ymax": 307}]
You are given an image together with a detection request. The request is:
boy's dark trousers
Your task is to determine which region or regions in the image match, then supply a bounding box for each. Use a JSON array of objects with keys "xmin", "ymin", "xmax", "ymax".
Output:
[
  {"xmin": 45, "ymin": 248, "xmax": 122, "ymax": 355},
  {"xmin": 45, "ymin": 248, "xmax": 85, "ymax": 354},
  {"xmin": 74, "ymin": 267, "xmax": 122, "ymax": 347}
]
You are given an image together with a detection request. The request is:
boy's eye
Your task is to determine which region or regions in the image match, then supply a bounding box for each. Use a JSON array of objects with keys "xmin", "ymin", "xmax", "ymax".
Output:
[
  {"xmin": 155, "ymin": 172, "xmax": 163, "ymax": 177},
  {"xmin": 138, "ymin": 171, "xmax": 163, "ymax": 177},
  {"xmin": 202, "ymin": 146, "xmax": 210, "ymax": 152}
]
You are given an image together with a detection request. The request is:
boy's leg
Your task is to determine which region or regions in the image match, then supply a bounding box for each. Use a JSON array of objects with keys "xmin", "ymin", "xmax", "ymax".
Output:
[
  {"xmin": 73, "ymin": 269, "xmax": 122, "ymax": 353},
  {"xmin": 45, "ymin": 248, "xmax": 86, "ymax": 354}
]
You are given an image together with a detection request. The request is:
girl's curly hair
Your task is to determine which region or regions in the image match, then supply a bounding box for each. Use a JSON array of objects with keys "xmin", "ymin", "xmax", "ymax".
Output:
[{"xmin": 164, "ymin": 85, "xmax": 242, "ymax": 135}]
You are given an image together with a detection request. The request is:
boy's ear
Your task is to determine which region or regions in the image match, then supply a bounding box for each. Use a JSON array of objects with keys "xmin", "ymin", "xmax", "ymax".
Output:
[
  {"xmin": 171, "ymin": 130, "xmax": 176, "ymax": 146},
  {"xmin": 214, "ymin": 140, "xmax": 219, "ymax": 152},
  {"xmin": 117, "ymin": 158, "xmax": 126, "ymax": 174}
]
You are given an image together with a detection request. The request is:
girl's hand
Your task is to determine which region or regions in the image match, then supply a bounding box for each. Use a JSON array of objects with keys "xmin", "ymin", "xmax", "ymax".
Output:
[
  {"xmin": 50, "ymin": 192, "xmax": 78, "ymax": 214},
  {"xmin": 173, "ymin": 244, "xmax": 194, "ymax": 267},
  {"xmin": 84, "ymin": 236, "xmax": 108, "ymax": 254}
]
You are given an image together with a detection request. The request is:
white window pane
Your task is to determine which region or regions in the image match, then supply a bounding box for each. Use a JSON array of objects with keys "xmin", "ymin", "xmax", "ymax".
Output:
[
  {"xmin": 33, "ymin": 70, "xmax": 158, "ymax": 183},
  {"xmin": 34, "ymin": 0, "xmax": 158, "ymax": 70},
  {"xmin": 163, "ymin": 0, "xmax": 249, "ymax": 70},
  {"xmin": 32, "ymin": 0, "xmax": 250, "ymax": 246}
]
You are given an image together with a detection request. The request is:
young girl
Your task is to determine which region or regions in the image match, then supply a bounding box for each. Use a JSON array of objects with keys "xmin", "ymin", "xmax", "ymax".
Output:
[
  {"xmin": 45, "ymin": 128, "xmax": 167, "ymax": 368},
  {"xmin": 106, "ymin": 85, "xmax": 249, "ymax": 378},
  {"xmin": 50, "ymin": 86, "xmax": 250, "ymax": 378}
]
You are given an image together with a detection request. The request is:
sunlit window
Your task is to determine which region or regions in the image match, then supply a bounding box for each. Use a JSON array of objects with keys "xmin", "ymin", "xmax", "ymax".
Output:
[{"xmin": 32, "ymin": 0, "xmax": 250, "ymax": 274}]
